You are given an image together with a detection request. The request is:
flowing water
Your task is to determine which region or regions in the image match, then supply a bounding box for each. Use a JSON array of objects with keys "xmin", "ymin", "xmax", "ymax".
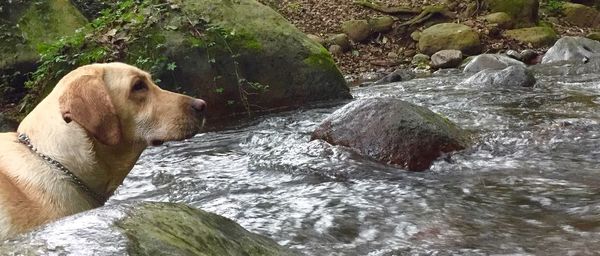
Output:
[{"xmin": 109, "ymin": 71, "xmax": 600, "ymax": 255}]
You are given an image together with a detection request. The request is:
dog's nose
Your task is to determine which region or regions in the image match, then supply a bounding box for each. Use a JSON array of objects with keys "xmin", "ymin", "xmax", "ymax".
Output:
[{"xmin": 191, "ymin": 98, "xmax": 207, "ymax": 114}]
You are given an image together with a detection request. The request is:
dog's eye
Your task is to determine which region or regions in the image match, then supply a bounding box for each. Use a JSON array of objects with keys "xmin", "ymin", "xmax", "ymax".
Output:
[{"xmin": 132, "ymin": 81, "xmax": 147, "ymax": 92}]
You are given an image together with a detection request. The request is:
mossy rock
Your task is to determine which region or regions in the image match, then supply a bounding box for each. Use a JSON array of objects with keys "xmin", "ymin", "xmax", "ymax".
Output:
[
  {"xmin": 562, "ymin": 2, "xmax": 600, "ymax": 28},
  {"xmin": 503, "ymin": 26, "xmax": 557, "ymax": 47},
  {"xmin": 484, "ymin": 0, "xmax": 539, "ymax": 27},
  {"xmin": 483, "ymin": 12, "xmax": 514, "ymax": 29},
  {"xmin": 0, "ymin": 0, "xmax": 88, "ymax": 102},
  {"xmin": 0, "ymin": 202, "xmax": 298, "ymax": 255},
  {"xmin": 418, "ymin": 23, "xmax": 481, "ymax": 55},
  {"xmin": 341, "ymin": 19, "xmax": 371, "ymax": 42},
  {"xmin": 587, "ymin": 31, "xmax": 600, "ymax": 41},
  {"xmin": 20, "ymin": 0, "xmax": 350, "ymax": 124}
]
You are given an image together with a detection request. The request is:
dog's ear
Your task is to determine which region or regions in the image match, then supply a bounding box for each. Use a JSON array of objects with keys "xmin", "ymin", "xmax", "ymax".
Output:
[{"xmin": 59, "ymin": 74, "xmax": 122, "ymax": 146}]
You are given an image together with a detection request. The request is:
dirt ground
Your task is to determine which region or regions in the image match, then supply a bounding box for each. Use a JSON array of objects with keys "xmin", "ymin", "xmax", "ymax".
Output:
[{"xmin": 259, "ymin": 0, "xmax": 592, "ymax": 78}]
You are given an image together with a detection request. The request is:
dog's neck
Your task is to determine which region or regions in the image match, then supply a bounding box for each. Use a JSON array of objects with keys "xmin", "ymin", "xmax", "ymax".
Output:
[{"xmin": 18, "ymin": 97, "xmax": 146, "ymax": 205}]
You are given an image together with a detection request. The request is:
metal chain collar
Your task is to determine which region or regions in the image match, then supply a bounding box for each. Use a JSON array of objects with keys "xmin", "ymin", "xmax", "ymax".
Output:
[{"xmin": 17, "ymin": 133, "xmax": 105, "ymax": 205}]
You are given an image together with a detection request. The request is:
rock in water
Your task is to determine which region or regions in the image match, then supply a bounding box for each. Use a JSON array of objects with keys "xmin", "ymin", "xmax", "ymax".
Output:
[
  {"xmin": 372, "ymin": 69, "xmax": 416, "ymax": 85},
  {"xmin": 0, "ymin": 202, "xmax": 298, "ymax": 256},
  {"xmin": 418, "ymin": 23, "xmax": 481, "ymax": 55},
  {"xmin": 431, "ymin": 49, "xmax": 463, "ymax": 69},
  {"xmin": 462, "ymin": 65, "xmax": 536, "ymax": 87},
  {"xmin": 541, "ymin": 36, "xmax": 600, "ymax": 64},
  {"xmin": 463, "ymin": 54, "xmax": 526, "ymax": 73},
  {"xmin": 311, "ymin": 98, "xmax": 470, "ymax": 171}
]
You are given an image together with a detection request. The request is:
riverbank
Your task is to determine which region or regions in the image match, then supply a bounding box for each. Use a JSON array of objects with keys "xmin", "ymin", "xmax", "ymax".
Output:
[{"xmin": 260, "ymin": 0, "xmax": 597, "ymax": 80}]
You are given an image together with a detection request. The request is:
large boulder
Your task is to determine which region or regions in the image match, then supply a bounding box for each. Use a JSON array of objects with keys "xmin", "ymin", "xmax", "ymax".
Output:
[
  {"xmin": 541, "ymin": 36, "xmax": 600, "ymax": 64},
  {"xmin": 484, "ymin": 0, "xmax": 539, "ymax": 27},
  {"xmin": 463, "ymin": 54, "xmax": 526, "ymax": 73},
  {"xmin": 311, "ymin": 98, "xmax": 471, "ymax": 171},
  {"xmin": 0, "ymin": 202, "xmax": 297, "ymax": 255},
  {"xmin": 0, "ymin": 0, "xmax": 88, "ymax": 104},
  {"xmin": 562, "ymin": 2, "xmax": 600, "ymax": 28},
  {"xmin": 418, "ymin": 23, "xmax": 481, "ymax": 56},
  {"xmin": 462, "ymin": 65, "xmax": 536, "ymax": 88},
  {"xmin": 503, "ymin": 26, "xmax": 558, "ymax": 47},
  {"xmin": 21, "ymin": 0, "xmax": 351, "ymax": 125}
]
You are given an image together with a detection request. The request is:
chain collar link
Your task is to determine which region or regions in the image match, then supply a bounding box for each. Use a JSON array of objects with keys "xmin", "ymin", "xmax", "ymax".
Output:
[{"xmin": 17, "ymin": 133, "xmax": 105, "ymax": 205}]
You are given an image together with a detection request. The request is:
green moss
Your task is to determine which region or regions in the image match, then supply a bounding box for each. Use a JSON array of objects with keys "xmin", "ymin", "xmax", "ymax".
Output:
[
  {"xmin": 117, "ymin": 203, "xmax": 295, "ymax": 256},
  {"xmin": 303, "ymin": 46, "xmax": 337, "ymax": 72},
  {"xmin": 18, "ymin": 0, "xmax": 88, "ymax": 49}
]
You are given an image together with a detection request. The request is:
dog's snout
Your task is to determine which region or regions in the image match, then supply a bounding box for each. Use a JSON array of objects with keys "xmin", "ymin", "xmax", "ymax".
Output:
[{"xmin": 191, "ymin": 98, "xmax": 207, "ymax": 114}]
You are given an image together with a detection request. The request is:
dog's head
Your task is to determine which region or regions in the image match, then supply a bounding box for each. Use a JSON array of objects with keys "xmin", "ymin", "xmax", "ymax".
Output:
[{"xmin": 58, "ymin": 62, "xmax": 206, "ymax": 146}]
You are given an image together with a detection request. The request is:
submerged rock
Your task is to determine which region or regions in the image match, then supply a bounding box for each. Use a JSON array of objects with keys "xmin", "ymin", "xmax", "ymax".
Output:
[
  {"xmin": 418, "ymin": 23, "xmax": 481, "ymax": 55},
  {"xmin": 462, "ymin": 65, "xmax": 536, "ymax": 88},
  {"xmin": 0, "ymin": 202, "xmax": 297, "ymax": 256},
  {"xmin": 311, "ymin": 98, "xmax": 470, "ymax": 171},
  {"xmin": 541, "ymin": 36, "xmax": 600, "ymax": 64},
  {"xmin": 463, "ymin": 54, "xmax": 526, "ymax": 73},
  {"xmin": 372, "ymin": 69, "xmax": 416, "ymax": 85}
]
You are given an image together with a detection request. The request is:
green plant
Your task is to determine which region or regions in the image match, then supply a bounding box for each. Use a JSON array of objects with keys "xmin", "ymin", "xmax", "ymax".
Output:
[
  {"xmin": 21, "ymin": 0, "xmax": 269, "ymax": 117},
  {"xmin": 544, "ymin": 0, "xmax": 564, "ymax": 16}
]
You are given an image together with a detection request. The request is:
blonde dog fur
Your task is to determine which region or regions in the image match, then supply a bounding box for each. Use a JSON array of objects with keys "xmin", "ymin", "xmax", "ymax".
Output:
[{"xmin": 0, "ymin": 62, "xmax": 205, "ymax": 239}]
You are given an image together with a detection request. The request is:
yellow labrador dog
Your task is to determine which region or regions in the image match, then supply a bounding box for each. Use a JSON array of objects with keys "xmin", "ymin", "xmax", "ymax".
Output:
[{"xmin": 0, "ymin": 62, "xmax": 206, "ymax": 239}]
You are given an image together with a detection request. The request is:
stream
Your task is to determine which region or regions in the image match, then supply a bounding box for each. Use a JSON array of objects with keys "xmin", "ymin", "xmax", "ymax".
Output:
[{"xmin": 109, "ymin": 71, "xmax": 600, "ymax": 255}]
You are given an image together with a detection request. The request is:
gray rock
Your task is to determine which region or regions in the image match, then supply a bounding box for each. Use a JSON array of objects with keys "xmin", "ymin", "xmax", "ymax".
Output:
[
  {"xmin": 311, "ymin": 98, "xmax": 471, "ymax": 171},
  {"xmin": 530, "ymin": 56, "xmax": 600, "ymax": 76},
  {"xmin": 505, "ymin": 50, "xmax": 522, "ymax": 60},
  {"xmin": 463, "ymin": 54, "xmax": 526, "ymax": 73},
  {"xmin": 521, "ymin": 49, "xmax": 539, "ymax": 64},
  {"xmin": 431, "ymin": 49, "xmax": 463, "ymax": 69},
  {"xmin": 372, "ymin": 69, "xmax": 416, "ymax": 85},
  {"xmin": 0, "ymin": 202, "xmax": 297, "ymax": 256},
  {"xmin": 462, "ymin": 65, "xmax": 536, "ymax": 87},
  {"xmin": 329, "ymin": 44, "xmax": 344, "ymax": 56},
  {"xmin": 541, "ymin": 36, "xmax": 600, "ymax": 64}
]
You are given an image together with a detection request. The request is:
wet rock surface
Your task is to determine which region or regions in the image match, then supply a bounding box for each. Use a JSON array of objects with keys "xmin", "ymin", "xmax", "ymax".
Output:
[
  {"xmin": 311, "ymin": 98, "xmax": 470, "ymax": 171},
  {"xmin": 541, "ymin": 36, "xmax": 600, "ymax": 64},
  {"xmin": 463, "ymin": 54, "xmax": 526, "ymax": 73},
  {"xmin": 462, "ymin": 65, "xmax": 536, "ymax": 88},
  {"xmin": 0, "ymin": 202, "xmax": 297, "ymax": 256}
]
